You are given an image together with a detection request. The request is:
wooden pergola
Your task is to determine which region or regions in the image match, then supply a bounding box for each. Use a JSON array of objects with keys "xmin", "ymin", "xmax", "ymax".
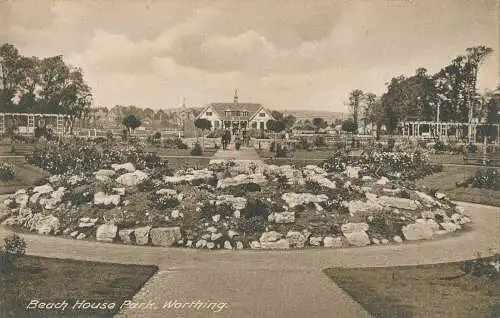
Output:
[
  {"xmin": 0, "ymin": 113, "xmax": 72, "ymax": 136},
  {"xmin": 402, "ymin": 121, "xmax": 500, "ymax": 144}
]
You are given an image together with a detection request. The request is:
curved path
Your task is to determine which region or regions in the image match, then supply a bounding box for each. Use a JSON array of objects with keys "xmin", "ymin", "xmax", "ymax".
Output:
[{"xmin": 0, "ymin": 201, "xmax": 498, "ymax": 317}]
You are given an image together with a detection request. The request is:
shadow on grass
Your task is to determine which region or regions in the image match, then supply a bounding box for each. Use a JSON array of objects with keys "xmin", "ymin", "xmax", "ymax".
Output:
[{"xmin": 323, "ymin": 262, "xmax": 500, "ymax": 318}]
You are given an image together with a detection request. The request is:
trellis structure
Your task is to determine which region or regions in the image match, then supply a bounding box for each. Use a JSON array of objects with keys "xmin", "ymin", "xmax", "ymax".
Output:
[
  {"xmin": 0, "ymin": 113, "xmax": 72, "ymax": 136},
  {"xmin": 402, "ymin": 121, "xmax": 500, "ymax": 144}
]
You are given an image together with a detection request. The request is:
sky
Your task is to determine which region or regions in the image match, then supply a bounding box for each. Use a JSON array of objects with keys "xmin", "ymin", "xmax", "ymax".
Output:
[{"xmin": 0, "ymin": 0, "xmax": 498, "ymax": 112}]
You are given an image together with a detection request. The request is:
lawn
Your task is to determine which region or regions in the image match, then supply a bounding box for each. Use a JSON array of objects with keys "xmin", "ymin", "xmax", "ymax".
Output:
[
  {"xmin": 0, "ymin": 254, "xmax": 158, "ymax": 317},
  {"xmin": 417, "ymin": 165, "xmax": 500, "ymax": 207},
  {"xmin": 324, "ymin": 263, "xmax": 500, "ymax": 318},
  {"xmin": 144, "ymin": 146, "xmax": 216, "ymax": 157},
  {"xmin": 0, "ymin": 162, "xmax": 47, "ymax": 195},
  {"xmin": 257, "ymin": 149, "xmax": 333, "ymax": 160}
]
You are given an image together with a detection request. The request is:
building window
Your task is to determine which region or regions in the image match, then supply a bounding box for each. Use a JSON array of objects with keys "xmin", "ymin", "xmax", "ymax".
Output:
[
  {"xmin": 259, "ymin": 113, "xmax": 266, "ymax": 117},
  {"xmin": 206, "ymin": 111, "xmax": 212, "ymax": 116},
  {"xmin": 243, "ymin": 111, "xmax": 249, "ymax": 116},
  {"xmin": 259, "ymin": 122, "xmax": 265, "ymax": 130}
]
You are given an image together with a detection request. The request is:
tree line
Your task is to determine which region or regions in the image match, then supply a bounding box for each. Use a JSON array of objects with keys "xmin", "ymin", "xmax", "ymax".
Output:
[{"xmin": 346, "ymin": 45, "xmax": 499, "ymax": 136}]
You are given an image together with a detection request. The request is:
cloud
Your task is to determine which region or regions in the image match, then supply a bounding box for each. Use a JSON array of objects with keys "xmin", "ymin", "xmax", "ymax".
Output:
[{"xmin": 1, "ymin": 0, "xmax": 498, "ymax": 112}]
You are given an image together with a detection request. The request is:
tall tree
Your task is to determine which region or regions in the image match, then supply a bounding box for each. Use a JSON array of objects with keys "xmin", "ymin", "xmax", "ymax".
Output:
[
  {"xmin": 194, "ymin": 118, "xmax": 212, "ymax": 150},
  {"xmin": 122, "ymin": 114, "xmax": 141, "ymax": 135},
  {"xmin": 347, "ymin": 89, "xmax": 364, "ymax": 134}
]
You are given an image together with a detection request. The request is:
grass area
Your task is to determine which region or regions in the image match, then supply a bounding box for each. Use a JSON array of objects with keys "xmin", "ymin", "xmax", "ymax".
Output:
[
  {"xmin": 428, "ymin": 153, "xmax": 464, "ymax": 165},
  {"xmin": 0, "ymin": 162, "xmax": 47, "ymax": 195},
  {"xmin": 257, "ymin": 149, "xmax": 333, "ymax": 160},
  {"xmin": 0, "ymin": 254, "xmax": 158, "ymax": 317},
  {"xmin": 144, "ymin": 147, "xmax": 216, "ymax": 157},
  {"xmin": 417, "ymin": 165, "xmax": 500, "ymax": 207},
  {"xmin": 324, "ymin": 263, "xmax": 500, "ymax": 318}
]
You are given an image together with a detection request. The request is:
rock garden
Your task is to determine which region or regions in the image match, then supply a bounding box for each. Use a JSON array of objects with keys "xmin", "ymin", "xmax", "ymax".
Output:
[{"xmin": 0, "ymin": 140, "xmax": 472, "ymax": 250}]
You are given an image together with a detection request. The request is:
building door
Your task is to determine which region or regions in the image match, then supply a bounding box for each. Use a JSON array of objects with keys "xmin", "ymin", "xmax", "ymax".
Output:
[{"xmin": 259, "ymin": 122, "xmax": 264, "ymax": 130}]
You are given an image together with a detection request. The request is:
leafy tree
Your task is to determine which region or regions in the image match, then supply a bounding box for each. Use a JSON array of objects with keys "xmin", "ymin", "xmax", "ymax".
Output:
[
  {"xmin": 122, "ymin": 114, "xmax": 141, "ymax": 135},
  {"xmin": 312, "ymin": 117, "xmax": 328, "ymax": 132},
  {"xmin": 283, "ymin": 114, "xmax": 296, "ymax": 129},
  {"xmin": 341, "ymin": 119, "xmax": 357, "ymax": 133},
  {"xmin": 271, "ymin": 110, "xmax": 284, "ymax": 121},
  {"xmin": 347, "ymin": 89, "xmax": 364, "ymax": 134},
  {"xmin": 194, "ymin": 118, "xmax": 212, "ymax": 150},
  {"xmin": 266, "ymin": 119, "xmax": 286, "ymax": 153}
]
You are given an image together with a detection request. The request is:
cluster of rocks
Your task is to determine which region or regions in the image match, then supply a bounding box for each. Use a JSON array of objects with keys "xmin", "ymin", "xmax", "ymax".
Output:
[{"xmin": 0, "ymin": 158, "xmax": 473, "ymax": 250}]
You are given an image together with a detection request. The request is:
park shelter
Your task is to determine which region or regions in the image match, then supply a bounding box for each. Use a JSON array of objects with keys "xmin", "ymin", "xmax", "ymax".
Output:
[{"xmin": 0, "ymin": 113, "xmax": 72, "ymax": 136}]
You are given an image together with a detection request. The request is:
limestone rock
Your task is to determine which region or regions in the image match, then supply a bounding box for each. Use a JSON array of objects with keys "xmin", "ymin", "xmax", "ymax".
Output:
[
  {"xmin": 260, "ymin": 239, "xmax": 290, "ymax": 249},
  {"xmin": 286, "ymin": 231, "xmax": 306, "ymax": 248},
  {"xmin": 341, "ymin": 222, "xmax": 370, "ymax": 247},
  {"xmin": 259, "ymin": 231, "xmax": 282, "ymax": 243},
  {"xmin": 119, "ymin": 229, "xmax": 135, "ymax": 244},
  {"xmin": 346, "ymin": 166, "xmax": 361, "ymax": 179},
  {"xmin": 269, "ymin": 212, "xmax": 295, "ymax": 224},
  {"xmin": 76, "ymin": 233, "xmax": 86, "ymax": 240},
  {"xmin": 323, "ymin": 237, "xmax": 343, "ymax": 248},
  {"xmin": 393, "ymin": 235, "xmax": 403, "ymax": 243},
  {"xmin": 150, "ymin": 227, "xmax": 182, "ymax": 247},
  {"xmin": 309, "ymin": 236, "xmax": 322, "ymax": 246},
  {"xmin": 377, "ymin": 196, "xmax": 419, "ymax": 210},
  {"xmin": 36, "ymin": 215, "xmax": 60, "ymax": 235},
  {"xmin": 111, "ymin": 162, "xmax": 136, "ymax": 172},
  {"xmin": 96, "ymin": 224, "xmax": 118, "ymax": 242},
  {"xmin": 33, "ymin": 184, "xmax": 53, "ymax": 194},
  {"xmin": 402, "ymin": 219, "xmax": 439, "ymax": 241},
  {"xmin": 250, "ymin": 241, "xmax": 261, "ymax": 249},
  {"xmin": 93, "ymin": 192, "xmax": 121, "ymax": 206},
  {"xmin": 116, "ymin": 170, "xmax": 149, "ymax": 186}
]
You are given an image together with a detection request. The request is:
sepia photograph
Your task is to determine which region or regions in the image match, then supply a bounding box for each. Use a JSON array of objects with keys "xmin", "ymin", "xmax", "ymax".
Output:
[{"xmin": 0, "ymin": 0, "xmax": 499, "ymax": 317}]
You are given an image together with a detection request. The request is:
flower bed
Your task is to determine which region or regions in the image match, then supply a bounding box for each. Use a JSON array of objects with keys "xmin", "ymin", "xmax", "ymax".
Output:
[{"xmin": 1, "ymin": 144, "xmax": 471, "ymax": 250}]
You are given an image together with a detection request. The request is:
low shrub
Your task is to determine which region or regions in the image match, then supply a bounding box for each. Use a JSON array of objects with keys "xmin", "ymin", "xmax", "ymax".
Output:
[
  {"xmin": 148, "ymin": 193, "xmax": 180, "ymax": 210},
  {"xmin": 468, "ymin": 168, "xmax": 500, "ymax": 190},
  {"xmin": 241, "ymin": 199, "xmax": 269, "ymax": 219},
  {"xmin": 236, "ymin": 216, "xmax": 266, "ymax": 237},
  {"xmin": 460, "ymin": 253, "xmax": 500, "ymax": 281},
  {"xmin": 314, "ymin": 136, "xmax": 327, "ymax": 147},
  {"xmin": 199, "ymin": 202, "xmax": 233, "ymax": 219},
  {"xmin": 226, "ymin": 183, "xmax": 261, "ymax": 197},
  {"xmin": 0, "ymin": 162, "xmax": 15, "ymax": 181},
  {"xmin": 163, "ymin": 138, "xmax": 188, "ymax": 149},
  {"xmin": 3, "ymin": 233, "xmax": 26, "ymax": 256},
  {"xmin": 190, "ymin": 143, "xmax": 203, "ymax": 156}
]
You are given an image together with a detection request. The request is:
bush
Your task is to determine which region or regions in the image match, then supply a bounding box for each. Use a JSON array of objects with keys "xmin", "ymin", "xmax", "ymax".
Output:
[
  {"xmin": 241, "ymin": 200, "xmax": 269, "ymax": 218},
  {"xmin": 0, "ymin": 162, "xmax": 15, "ymax": 181},
  {"xmin": 237, "ymin": 216, "xmax": 266, "ymax": 237},
  {"xmin": 199, "ymin": 202, "xmax": 233, "ymax": 219},
  {"xmin": 313, "ymin": 136, "xmax": 326, "ymax": 147},
  {"xmin": 3, "ymin": 234, "xmax": 26, "ymax": 256},
  {"xmin": 467, "ymin": 143, "xmax": 478, "ymax": 153},
  {"xmin": 106, "ymin": 131, "xmax": 114, "ymax": 141},
  {"xmin": 468, "ymin": 168, "xmax": 500, "ymax": 190},
  {"xmin": 226, "ymin": 183, "xmax": 261, "ymax": 197},
  {"xmin": 163, "ymin": 138, "xmax": 188, "ymax": 149},
  {"xmin": 190, "ymin": 143, "xmax": 203, "ymax": 156}
]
